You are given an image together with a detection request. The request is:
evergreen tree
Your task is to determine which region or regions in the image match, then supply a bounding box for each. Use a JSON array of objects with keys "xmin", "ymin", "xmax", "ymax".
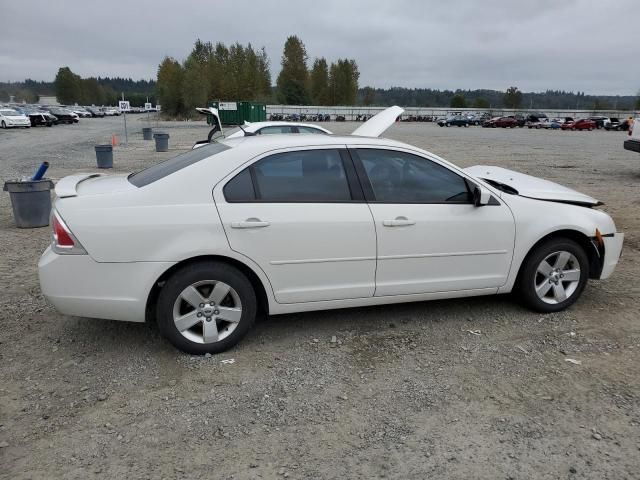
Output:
[
  {"xmin": 156, "ymin": 57, "xmax": 185, "ymax": 116},
  {"xmin": 276, "ymin": 36, "xmax": 309, "ymax": 104},
  {"xmin": 310, "ymin": 58, "xmax": 329, "ymax": 105},
  {"xmin": 503, "ymin": 86, "xmax": 523, "ymax": 109},
  {"xmin": 55, "ymin": 67, "xmax": 81, "ymax": 104}
]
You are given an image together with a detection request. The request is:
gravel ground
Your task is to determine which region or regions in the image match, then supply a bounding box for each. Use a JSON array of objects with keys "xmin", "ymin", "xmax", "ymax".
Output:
[{"xmin": 1, "ymin": 116, "xmax": 639, "ymax": 479}]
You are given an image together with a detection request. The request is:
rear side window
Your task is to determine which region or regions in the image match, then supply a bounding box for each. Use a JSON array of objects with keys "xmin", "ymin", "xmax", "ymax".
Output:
[
  {"xmin": 357, "ymin": 149, "xmax": 471, "ymax": 204},
  {"xmin": 129, "ymin": 143, "xmax": 230, "ymax": 187},
  {"xmin": 296, "ymin": 126, "xmax": 326, "ymax": 134},
  {"xmin": 224, "ymin": 149, "xmax": 352, "ymax": 202},
  {"xmin": 257, "ymin": 126, "xmax": 294, "ymax": 135}
]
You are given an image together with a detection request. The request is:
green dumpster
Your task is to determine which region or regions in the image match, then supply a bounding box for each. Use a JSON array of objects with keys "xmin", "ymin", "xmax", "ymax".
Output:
[{"xmin": 207, "ymin": 101, "xmax": 266, "ymax": 125}]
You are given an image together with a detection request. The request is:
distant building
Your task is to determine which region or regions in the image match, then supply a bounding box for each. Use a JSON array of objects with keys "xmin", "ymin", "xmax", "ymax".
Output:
[{"xmin": 38, "ymin": 95, "xmax": 58, "ymax": 106}]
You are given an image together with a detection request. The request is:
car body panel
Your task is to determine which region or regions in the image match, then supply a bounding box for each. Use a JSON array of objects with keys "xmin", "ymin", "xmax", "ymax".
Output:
[{"xmin": 464, "ymin": 165, "xmax": 599, "ymax": 205}]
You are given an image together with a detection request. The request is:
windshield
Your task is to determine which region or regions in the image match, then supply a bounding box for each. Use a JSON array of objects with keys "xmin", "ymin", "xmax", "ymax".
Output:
[
  {"xmin": 1, "ymin": 110, "xmax": 20, "ymax": 116},
  {"xmin": 129, "ymin": 142, "xmax": 230, "ymax": 187}
]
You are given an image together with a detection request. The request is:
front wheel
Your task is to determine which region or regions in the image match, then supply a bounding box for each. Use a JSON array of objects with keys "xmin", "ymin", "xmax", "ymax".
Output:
[
  {"xmin": 1, "ymin": 121, "xmax": 5, "ymax": 129},
  {"xmin": 157, "ymin": 262, "xmax": 257, "ymax": 354},
  {"xmin": 517, "ymin": 238, "xmax": 589, "ymax": 313}
]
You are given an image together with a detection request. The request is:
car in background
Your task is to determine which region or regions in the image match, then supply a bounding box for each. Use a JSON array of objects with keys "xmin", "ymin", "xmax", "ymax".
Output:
[
  {"xmin": 561, "ymin": 119, "xmax": 597, "ymax": 131},
  {"xmin": 37, "ymin": 106, "xmax": 624, "ymax": 354},
  {"xmin": 437, "ymin": 115, "xmax": 470, "ymax": 127},
  {"xmin": 69, "ymin": 106, "xmax": 91, "ymax": 118},
  {"xmin": 102, "ymin": 107, "xmax": 120, "ymax": 116},
  {"xmin": 45, "ymin": 107, "xmax": 79, "ymax": 124},
  {"xmin": 85, "ymin": 106, "xmax": 105, "ymax": 118},
  {"xmin": 0, "ymin": 108, "xmax": 31, "ymax": 128},
  {"xmin": 484, "ymin": 116, "xmax": 518, "ymax": 128},
  {"xmin": 589, "ymin": 116, "xmax": 609, "ymax": 129},
  {"xmin": 540, "ymin": 118, "xmax": 563, "ymax": 130},
  {"xmin": 15, "ymin": 107, "xmax": 55, "ymax": 127},
  {"xmin": 466, "ymin": 113, "xmax": 485, "ymax": 126},
  {"xmin": 604, "ymin": 118, "xmax": 621, "ymax": 130},
  {"xmin": 525, "ymin": 113, "xmax": 548, "ymax": 128}
]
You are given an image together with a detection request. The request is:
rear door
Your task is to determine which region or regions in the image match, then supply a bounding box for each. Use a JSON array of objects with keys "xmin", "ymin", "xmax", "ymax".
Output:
[{"xmin": 214, "ymin": 146, "xmax": 377, "ymax": 304}]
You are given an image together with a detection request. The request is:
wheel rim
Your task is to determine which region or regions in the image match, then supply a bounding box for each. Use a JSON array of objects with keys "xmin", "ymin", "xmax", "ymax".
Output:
[
  {"xmin": 534, "ymin": 251, "xmax": 581, "ymax": 304},
  {"xmin": 172, "ymin": 280, "xmax": 242, "ymax": 344}
]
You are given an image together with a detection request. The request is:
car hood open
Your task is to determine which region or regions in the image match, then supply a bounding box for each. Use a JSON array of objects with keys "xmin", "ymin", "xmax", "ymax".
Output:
[
  {"xmin": 465, "ymin": 165, "xmax": 601, "ymax": 206},
  {"xmin": 352, "ymin": 106, "xmax": 404, "ymax": 137}
]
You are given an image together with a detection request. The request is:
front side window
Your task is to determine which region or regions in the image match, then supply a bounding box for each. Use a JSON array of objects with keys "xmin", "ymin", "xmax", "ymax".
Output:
[
  {"xmin": 357, "ymin": 149, "xmax": 471, "ymax": 204},
  {"xmin": 257, "ymin": 126, "xmax": 294, "ymax": 135},
  {"xmin": 224, "ymin": 149, "xmax": 352, "ymax": 202}
]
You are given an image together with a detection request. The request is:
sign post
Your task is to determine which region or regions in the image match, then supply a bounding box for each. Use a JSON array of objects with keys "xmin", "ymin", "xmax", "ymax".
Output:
[
  {"xmin": 144, "ymin": 101, "xmax": 152, "ymax": 124},
  {"xmin": 119, "ymin": 95, "xmax": 130, "ymax": 146}
]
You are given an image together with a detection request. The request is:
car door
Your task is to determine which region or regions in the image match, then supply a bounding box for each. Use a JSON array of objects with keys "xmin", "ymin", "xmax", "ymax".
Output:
[
  {"xmin": 351, "ymin": 147, "xmax": 515, "ymax": 296},
  {"xmin": 214, "ymin": 146, "xmax": 377, "ymax": 304}
]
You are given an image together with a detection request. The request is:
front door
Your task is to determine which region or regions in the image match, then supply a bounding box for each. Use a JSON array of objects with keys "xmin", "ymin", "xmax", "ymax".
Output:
[
  {"xmin": 215, "ymin": 147, "xmax": 377, "ymax": 304},
  {"xmin": 352, "ymin": 147, "xmax": 515, "ymax": 296}
]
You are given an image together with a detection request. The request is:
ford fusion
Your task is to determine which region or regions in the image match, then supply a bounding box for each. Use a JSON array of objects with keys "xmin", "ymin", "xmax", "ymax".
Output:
[{"xmin": 38, "ymin": 107, "xmax": 623, "ymax": 354}]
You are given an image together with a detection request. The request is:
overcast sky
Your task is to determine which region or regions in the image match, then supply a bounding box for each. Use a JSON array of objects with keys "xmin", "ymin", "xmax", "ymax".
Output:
[{"xmin": 1, "ymin": 0, "xmax": 637, "ymax": 95}]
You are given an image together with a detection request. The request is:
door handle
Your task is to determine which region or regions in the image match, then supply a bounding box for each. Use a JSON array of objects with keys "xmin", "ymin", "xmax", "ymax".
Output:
[
  {"xmin": 382, "ymin": 216, "xmax": 415, "ymax": 227},
  {"xmin": 230, "ymin": 218, "xmax": 270, "ymax": 229}
]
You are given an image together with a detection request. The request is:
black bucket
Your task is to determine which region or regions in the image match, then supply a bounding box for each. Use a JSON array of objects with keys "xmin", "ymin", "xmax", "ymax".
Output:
[
  {"xmin": 3, "ymin": 179, "xmax": 55, "ymax": 228},
  {"xmin": 142, "ymin": 127, "xmax": 153, "ymax": 140},
  {"xmin": 153, "ymin": 133, "xmax": 169, "ymax": 152},
  {"xmin": 94, "ymin": 144, "xmax": 113, "ymax": 168}
]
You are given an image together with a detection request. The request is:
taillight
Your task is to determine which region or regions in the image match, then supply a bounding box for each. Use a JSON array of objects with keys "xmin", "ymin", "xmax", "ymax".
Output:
[{"xmin": 52, "ymin": 210, "xmax": 86, "ymax": 255}]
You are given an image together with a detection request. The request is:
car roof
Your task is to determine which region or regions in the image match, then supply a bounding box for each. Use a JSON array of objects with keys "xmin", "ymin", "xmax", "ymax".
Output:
[
  {"xmin": 244, "ymin": 121, "xmax": 330, "ymax": 131},
  {"xmin": 219, "ymin": 133, "xmax": 411, "ymax": 152}
]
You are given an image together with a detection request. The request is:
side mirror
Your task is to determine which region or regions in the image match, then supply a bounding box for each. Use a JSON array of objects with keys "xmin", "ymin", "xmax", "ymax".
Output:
[{"xmin": 473, "ymin": 185, "xmax": 491, "ymax": 207}]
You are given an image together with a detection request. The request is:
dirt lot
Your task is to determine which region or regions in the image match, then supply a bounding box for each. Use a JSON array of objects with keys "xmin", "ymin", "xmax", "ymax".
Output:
[{"xmin": 1, "ymin": 116, "xmax": 639, "ymax": 479}]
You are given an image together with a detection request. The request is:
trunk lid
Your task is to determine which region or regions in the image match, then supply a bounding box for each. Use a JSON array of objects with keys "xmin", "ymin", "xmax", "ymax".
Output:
[
  {"xmin": 465, "ymin": 165, "xmax": 600, "ymax": 206},
  {"xmin": 352, "ymin": 106, "xmax": 404, "ymax": 137},
  {"xmin": 55, "ymin": 173, "xmax": 135, "ymax": 198}
]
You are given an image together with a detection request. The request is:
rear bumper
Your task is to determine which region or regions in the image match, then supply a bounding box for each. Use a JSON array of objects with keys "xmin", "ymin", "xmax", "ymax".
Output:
[
  {"xmin": 599, "ymin": 233, "xmax": 624, "ymax": 280},
  {"xmin": 38, "ymin": 246, "xmax": 175, "ymax": 322}
]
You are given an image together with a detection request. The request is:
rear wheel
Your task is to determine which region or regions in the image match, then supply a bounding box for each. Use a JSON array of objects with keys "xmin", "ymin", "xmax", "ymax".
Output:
[
  {"xmin": 517, "ymin": 238, "xmax": 589, "ymax": 312},
  {"xmin": 157, "ymin": 262, "xmax": 257, "ymax": 354},
  {"xmin": 1, "ymin": 121, "xmax": 5, "ymax": 129}
]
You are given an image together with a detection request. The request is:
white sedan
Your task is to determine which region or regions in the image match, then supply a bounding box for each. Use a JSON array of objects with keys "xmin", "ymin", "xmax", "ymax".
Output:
[
  {"xmin": 38, "ymin": 107, "xmax": 624, "ymax": 354},
  {"xmin": 0, "ymin": 108, "xmax": 31, "ymax": 128}
]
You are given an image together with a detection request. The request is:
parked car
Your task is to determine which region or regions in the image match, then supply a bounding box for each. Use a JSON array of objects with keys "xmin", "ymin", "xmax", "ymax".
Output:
[
  {"xmin": 45, "ymin": 108, "xmax": 79, "ymax": 124},
  {"xmin": 525, "ymin": 113, "xmax": 548, "ymax": 128},
  {"xmin": 540, "ymin": 118, "xmax": 562, "ymax": 130},
  {"xmin": 0, "ymin": 108, "xmax": 31, "ymax": 128},
  {"xmin": 484, "ymin": 116, "xmax": 518, "ymax": 128},
  {"xmin": 561, "ymin": 119, "xmax": 597, "ymax": 131},
  {"xmin": 194, "ymin": 108, "xmax": 332, "ymax": 144},
  {"xmin": 85, "ymin": 106, "xmax": 105, "ymax": 118},
  {"xmin": 437, "ymin": 115, "xmax": 470, "ymax": 127},
  {"xmin": 38, "ymin": 106, "xmax": 624, "ymax": 354},
  {"xmin": 589, "ymin": 116, "xmax": 609, "ymax": 129},
  {"xmin": 604, "ymin": 118, "xmax": 621, "ymax": 130},
  {"xmin": 16, "ymin": 107, "xmax": 55, "ymax": 127},
  {"xmin": 102, "ymin": 107, "xmax": 120, "ymax": 116},
  {"xmin": 69, "ymin": 106, "xmax": 91, "ymax": 118}
]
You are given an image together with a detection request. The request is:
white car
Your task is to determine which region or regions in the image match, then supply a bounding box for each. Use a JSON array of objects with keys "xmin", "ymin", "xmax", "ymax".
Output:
[
  {"xmin": 0, "ymin": 108, "xmax": 31, "ymax": 128},
  {"xmin": 102, "ymin": 107, "xmax": 120, "ymax": 116},
  {"xmin": 69, "ymin": 106, "xmax": 91, "ymax": 118},
  {"xmin": 38, "ymin": 107, "xmax": 624, "ymax": 354},
  {"xmin": 193, "ymin": 107, "xmax": 331, "ymax": 146}
]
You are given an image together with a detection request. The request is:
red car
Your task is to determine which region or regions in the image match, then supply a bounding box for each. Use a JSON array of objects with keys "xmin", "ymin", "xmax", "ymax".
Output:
[
  {"xmin": 482, "ymin": 116, "xmax": 518, "ymax": 128},
  {"xmin": 561, "ymin": 118, "xmax": 597, "ymax": 131}
]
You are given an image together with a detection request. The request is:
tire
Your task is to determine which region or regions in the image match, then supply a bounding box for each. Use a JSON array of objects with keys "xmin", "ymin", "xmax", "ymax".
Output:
[
  {"xmin": 517, "ymin": 238, "xmax": 589, "ymax": 313},
  {"xmin": 1, "ymin": 121, "xmax": 5, "ymax": 129},
  {"xmin": 156, "ymin": 261, "xmax": 257, "ymax": 354}
]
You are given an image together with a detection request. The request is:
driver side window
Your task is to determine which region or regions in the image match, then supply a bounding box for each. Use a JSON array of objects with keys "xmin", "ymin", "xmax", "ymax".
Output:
[{"xmin": 357, "ymin": 149, "xmax": 472, "ymax": 204}]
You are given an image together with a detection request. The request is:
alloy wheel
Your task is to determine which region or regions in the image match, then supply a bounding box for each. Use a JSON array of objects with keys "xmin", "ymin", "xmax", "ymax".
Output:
[
  {"xmin": 534, "ymin": 251, "xmax": 581, "ymax": 304},
  {"xmin": 172, "ymin": 280, "xmax": 242, "ymax": 344}
]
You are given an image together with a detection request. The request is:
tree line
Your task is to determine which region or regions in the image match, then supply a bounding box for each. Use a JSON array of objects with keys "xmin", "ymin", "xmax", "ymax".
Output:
[
  {"xmin": 359, "ymin": 86, "xmax": 639, "ymax": 111},
  {"xmin": 52, "ymin": 68, "xmax": 156, "ymax": 106},
  {"xmin": 155, "ymin": 35, "xmax": 361, "ymax": 117}
]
